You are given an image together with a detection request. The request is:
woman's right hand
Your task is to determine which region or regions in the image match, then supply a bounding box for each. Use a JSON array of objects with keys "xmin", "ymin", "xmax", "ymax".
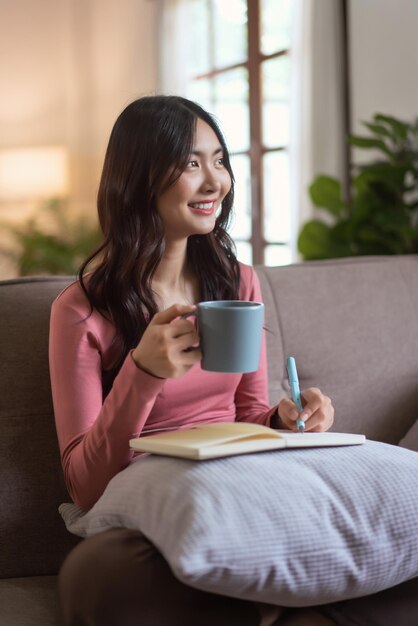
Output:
[{"xmin": 132, "ymin": 304, "xmax": 201, "ymax": 379}]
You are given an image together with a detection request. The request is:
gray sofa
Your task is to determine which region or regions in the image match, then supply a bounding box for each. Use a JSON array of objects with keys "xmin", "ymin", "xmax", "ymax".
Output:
[{"xmin": 1, "ymin": 255, "xmax": 418, "ymax": 625}]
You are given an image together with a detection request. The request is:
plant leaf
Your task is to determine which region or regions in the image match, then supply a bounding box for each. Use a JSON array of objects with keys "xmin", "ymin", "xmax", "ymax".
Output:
[
  {"xmin": 308, "ymin": 176, "xmax": 345, "ymax": 216},
  {"xmin": 297, "ymin": 221, "xmax": 332, "ymax": 260},
  {"xmin": 348, "ymin": 135, "xmax": 393, "ymax": 158},
  {"xmin": 374, "ymin": 114, "xmax": 409, "ymax": 140},
  {"xmin": 297, "ymin": 220, "xmax": 352, "ymax": 260},
  {"xmin": 362, "ymin": 122, "xmax": 393, "ymax": 139}
]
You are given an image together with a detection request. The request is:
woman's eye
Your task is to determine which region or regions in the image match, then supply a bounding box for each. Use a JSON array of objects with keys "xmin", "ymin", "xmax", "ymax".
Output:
[
  {"xmin": 215, "ymin": 157, "xmax": 224, "ymax": 166},
  {"xmin": 187, "ymin": 160, "xmax": 199, "ymax": 168}
]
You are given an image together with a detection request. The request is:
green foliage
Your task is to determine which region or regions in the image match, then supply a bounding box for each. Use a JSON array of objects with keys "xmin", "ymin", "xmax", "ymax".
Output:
[
  {"xmin": 0, "ymin": 198, "xmax": 101, "ymax": 276},
  {"xmin": 298, "ymin": 113, "xmax": 418, "ymax": 260}
]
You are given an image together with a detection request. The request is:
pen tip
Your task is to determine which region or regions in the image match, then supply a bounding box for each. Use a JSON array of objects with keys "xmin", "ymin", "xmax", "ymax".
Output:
[{"xmin": 296, "ymin": 418, "xmax": 305, "ymax": 433}]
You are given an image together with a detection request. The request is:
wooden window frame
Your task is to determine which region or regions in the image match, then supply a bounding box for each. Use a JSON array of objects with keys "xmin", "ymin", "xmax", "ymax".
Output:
[{"xmin": 190, "ymin": 0, "xmax": 290, "ymax": 265}]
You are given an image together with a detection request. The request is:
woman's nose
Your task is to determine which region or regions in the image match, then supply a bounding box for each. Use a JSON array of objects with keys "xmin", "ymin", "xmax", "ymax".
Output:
[{"xmin": 201, "ymin": 167, "xmax": 221, "ymax": 193}]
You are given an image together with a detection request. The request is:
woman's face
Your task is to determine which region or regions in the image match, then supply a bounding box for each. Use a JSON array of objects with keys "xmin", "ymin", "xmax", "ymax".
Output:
[{"xmin": 157, "ymin": 118, "xmax": 232, "ymax": 242}]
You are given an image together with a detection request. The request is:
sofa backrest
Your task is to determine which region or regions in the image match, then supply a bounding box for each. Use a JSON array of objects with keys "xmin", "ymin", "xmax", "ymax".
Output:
[
  {"xmin": 256, "ymin": 255, "xmax": 418, "ymax": 445},
  {"xmin": 0, "ymin": 276, "xmax": 78, "ymax": 579}
]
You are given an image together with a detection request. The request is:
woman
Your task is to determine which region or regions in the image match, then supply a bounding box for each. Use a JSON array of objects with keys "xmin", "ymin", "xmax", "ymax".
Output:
[{"xmin": 49, "ymin": 95, "xmax": 335, "ymax": 626}]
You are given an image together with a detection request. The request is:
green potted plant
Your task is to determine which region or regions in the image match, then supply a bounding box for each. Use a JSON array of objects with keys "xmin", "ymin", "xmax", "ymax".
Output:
[
  {"xmin": 0, "ymin": 198, "xmax": 101, "ymax": 275},
  {"xmin": 298, "ymin": 113, "xmax": 418, "ymax": 260}
]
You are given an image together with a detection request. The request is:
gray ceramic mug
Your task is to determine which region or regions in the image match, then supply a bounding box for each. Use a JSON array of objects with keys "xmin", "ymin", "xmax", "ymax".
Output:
[{"xmin": 185, "ymin": 300, "xmax": 265, "ymax": 373}]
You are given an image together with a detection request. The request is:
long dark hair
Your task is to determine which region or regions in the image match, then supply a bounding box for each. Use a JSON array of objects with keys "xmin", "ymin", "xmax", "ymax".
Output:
[{"xmin": 78, "ymin": 95, "xmax": 240, "ymax": 376}]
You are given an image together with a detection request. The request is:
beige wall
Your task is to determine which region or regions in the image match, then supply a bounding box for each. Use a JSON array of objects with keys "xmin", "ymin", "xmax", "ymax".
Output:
[
  {"xmin": 62, "ymin": 0, "xmax": 159, "ymax": 209},
  {"xmin": 0, "ymin": 0, "xmax": 158, "ymax": 221},
  {"xmin": 349, "ymin": 0, "xmax": 418, "ymax": 132},
  {"xmin": 0, "ymin": 0, "xmax": 158, "ymax": 277}
]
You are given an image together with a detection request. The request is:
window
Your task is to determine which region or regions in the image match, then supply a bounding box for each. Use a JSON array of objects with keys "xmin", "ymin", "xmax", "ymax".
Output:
[{"xmin": 186, "ymin": 0, "xmax": 293, "ymax": 266}]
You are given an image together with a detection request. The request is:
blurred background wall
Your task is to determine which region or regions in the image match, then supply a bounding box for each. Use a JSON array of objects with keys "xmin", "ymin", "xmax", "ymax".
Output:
[
  {"xmin": 350, "ymin": 0, "xmax": 418, "ymax": 132},
  {"xmin": 1, "ymin": 0, "xmax": 418, "ymax": 277},
  {"xmin": 0, "ymin": 0, "xmax": 158, "ymax": 276}
]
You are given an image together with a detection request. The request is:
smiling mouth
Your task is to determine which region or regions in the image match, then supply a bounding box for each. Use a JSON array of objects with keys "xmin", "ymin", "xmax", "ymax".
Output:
[{"xmin": 188, "ymin": 201, "xmax": 215, "ymax": 215}]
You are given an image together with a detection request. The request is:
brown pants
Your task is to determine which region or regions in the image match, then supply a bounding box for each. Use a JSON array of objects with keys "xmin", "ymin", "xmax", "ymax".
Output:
[
  {"xmin": 59, "ymin": 528, "xmax": 417, "ymax": 626},
  {"xmin": 59, "ymin": 528, "xmax": 261, "ymax": 626},
  {"xmin": 320, "ymin": 576, "xmax": 418, "ymax": 626}
]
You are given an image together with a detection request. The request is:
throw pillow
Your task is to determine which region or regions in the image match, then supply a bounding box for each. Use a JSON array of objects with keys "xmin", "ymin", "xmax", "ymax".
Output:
[{"xmin": 60, "ymin": 440, "xmax": 418, "ymax": 607}]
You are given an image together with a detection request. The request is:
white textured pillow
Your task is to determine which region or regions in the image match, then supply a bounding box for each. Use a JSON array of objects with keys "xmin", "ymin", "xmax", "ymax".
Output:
[{"xmin": 60, "ymin": 441, "xmax": 418, "ymax": 607}]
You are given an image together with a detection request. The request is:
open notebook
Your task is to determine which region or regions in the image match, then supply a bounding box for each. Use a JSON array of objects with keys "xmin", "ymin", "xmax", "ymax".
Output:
[{"xmin": 129, "ymin": 422, "xmax": 366, "ymax": 460}]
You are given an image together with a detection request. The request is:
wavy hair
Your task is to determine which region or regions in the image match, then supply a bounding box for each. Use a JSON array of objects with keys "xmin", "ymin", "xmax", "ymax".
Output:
[{"xmin": 78, "ymin": 95, "xmax": 240, "ymax": 376}]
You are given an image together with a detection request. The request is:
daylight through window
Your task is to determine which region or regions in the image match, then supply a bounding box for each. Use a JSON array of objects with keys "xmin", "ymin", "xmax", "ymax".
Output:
[{"xmin": 186, "ymin": 0, "xmax": 293, "ymax": 266}]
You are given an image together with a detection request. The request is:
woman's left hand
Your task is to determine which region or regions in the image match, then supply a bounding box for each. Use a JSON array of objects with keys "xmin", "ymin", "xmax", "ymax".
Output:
[{"xmin": 278, "ymin": 387, "xmax": 334, "ymax": 432}]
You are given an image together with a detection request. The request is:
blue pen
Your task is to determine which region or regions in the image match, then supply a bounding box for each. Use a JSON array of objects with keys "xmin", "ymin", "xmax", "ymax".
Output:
[{"xmin": 286, "ymin": 356, "xmax": 305, "ymax": 433}]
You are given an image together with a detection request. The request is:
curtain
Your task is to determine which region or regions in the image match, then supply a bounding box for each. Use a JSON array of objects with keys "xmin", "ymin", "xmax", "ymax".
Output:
[
  {"xmin": 156, "ymin": 0, "xmax": 192, "ymax": 95},
  {"xmin": 290, "ymin": 0, "xmax": 348, "ymax": 257}
]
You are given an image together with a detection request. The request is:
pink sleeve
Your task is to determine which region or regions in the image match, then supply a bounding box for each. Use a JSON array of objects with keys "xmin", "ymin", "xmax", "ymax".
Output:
[
  {"xmin": 49, "ymin": 290, "xmax": 164, "ymax": 510},
  {"xmin": 234, "ymin": 265, "xmax": 279, "ymax": 427}
]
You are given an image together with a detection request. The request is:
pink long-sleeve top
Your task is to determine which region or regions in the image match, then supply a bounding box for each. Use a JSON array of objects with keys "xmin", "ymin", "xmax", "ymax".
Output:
[{"xmin": 49, "ymin": 263, "xmax": 278, "ymax": 510}]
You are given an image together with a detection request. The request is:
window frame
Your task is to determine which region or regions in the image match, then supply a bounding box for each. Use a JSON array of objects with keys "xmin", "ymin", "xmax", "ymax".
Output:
[{"xmin": 189, "ymin": 0, "xmax": 291, "ymax": 265}]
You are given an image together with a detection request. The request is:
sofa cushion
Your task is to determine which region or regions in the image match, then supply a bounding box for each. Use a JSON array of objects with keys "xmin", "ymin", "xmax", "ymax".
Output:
[
  {"xmin": 0, "ymin": 277, "xmax": 79, "ymax": 578},
  {"xmin": 0, "ymin": 576, "xmax": 62, "ymax": 626},
  {"xmin": 399, "ymin": 419, "xmax": 418, "ymax": 452},
  {"xmin": 60, "ymin": 440, "xmax": 418, "ymax": 607}
]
